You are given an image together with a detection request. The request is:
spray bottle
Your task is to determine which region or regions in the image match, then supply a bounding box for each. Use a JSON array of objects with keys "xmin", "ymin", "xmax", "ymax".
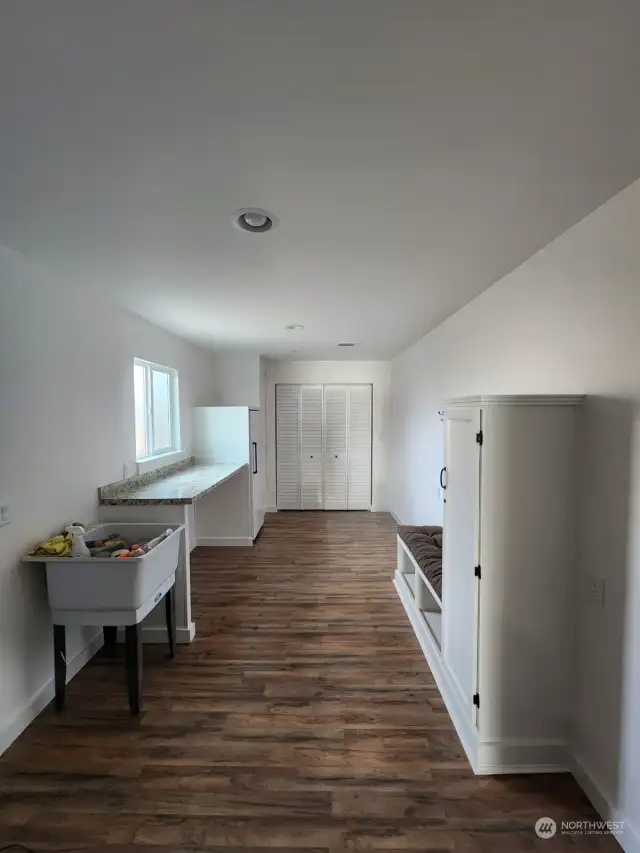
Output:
[{"xmin": 66, "ymin": 524, "xmax": 91, "ymax": 558}]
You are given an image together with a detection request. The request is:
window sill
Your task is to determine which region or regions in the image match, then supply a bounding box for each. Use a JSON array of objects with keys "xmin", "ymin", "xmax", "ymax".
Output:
[{"xmin": 136, "ymin": 449, "xmax": 188, "ymax": 476}]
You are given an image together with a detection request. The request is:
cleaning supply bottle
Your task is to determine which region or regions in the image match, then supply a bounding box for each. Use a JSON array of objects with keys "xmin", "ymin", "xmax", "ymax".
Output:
[
  {"xmin": 143, "ymin": 528, "xmax": 173, "ymax": 552},
  {"xmin": 66, "ymin": 525, "xmax": 91, "ymax": 558}
]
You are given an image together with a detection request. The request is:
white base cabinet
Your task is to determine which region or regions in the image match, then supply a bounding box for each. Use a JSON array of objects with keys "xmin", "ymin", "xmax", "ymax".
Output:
[{"xmin": 395, "ymin": 395, "xmax": 583, "ymax": 774}]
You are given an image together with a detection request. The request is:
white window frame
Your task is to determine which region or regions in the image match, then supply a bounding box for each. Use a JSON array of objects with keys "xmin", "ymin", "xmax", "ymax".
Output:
[{"xmin": 134, "ymin": 358, "xmax": 181, "ymax": 462}]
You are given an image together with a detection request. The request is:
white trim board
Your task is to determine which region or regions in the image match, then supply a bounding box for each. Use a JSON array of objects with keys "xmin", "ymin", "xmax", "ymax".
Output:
[
  {"xmin": 0, "ymin": 630, "xmax": 103, "ymax": 756},
  {"xmin": 115, "ymin": 623, "xmax": 196, "ymax": 645},
  {"xmin": 144, "ymin": 623, "xmax": 195, "ymax": 644},
  {"xmin": 570, "ymin": 755, "xmax": 640, "ymax": 853}
]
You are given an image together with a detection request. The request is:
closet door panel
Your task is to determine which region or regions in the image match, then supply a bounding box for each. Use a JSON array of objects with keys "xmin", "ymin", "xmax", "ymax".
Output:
[
  {"xmin": 323, "ymin": 386, "xmax": 347, "ymax": 509},
  {"xmin": 276, "ymin": 385, "xmax": 301, "ymax": 509},
  {"xmin": 347, "ymin": 385, "xmax": 372, "ymax": 510},
  {"xmin": 441, "ymin": 405, "xmax": 482, "ymax": 723},
  {"xmin": 300, "ymin": 385, "xmax": 323, "ymax": 510}
]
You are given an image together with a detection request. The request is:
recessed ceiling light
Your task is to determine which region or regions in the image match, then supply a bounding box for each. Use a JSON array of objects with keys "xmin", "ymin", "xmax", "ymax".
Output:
[
  {"xmin": 338, "ymin": 342, "xmax": 356, "ymax": 347},
  {"xmin": 286, "ymin": 324, "xmax": 304, "ymax": 330},
  {"xmin": 233, "ymin": 208, "xmax": 277, "ymax": 233}
]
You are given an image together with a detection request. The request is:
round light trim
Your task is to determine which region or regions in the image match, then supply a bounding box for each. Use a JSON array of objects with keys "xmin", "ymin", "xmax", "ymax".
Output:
[
  {"xmin": 234, "ymin": 208, "xmax": 276, "ymax": 233},
  {"xmin": 246, "ymin": 212, "xmax": 267, "ymax": 228}
]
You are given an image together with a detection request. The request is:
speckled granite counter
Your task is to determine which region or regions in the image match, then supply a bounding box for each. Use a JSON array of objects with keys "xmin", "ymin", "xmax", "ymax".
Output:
[{"xmin": 99, "ymin": 463, "xmax": 247, "ymax": 506}]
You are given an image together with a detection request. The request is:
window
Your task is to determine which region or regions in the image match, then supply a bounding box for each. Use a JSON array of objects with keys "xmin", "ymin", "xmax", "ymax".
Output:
[{"xmin": 134, "ymin": 359, "xmax": 180, "ymax": 460}]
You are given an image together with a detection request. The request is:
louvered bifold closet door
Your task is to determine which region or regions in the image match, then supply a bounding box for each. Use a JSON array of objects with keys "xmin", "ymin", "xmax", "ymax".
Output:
[
  {"xmin": 300, "ymin": 385, "xmax": 324, "ymax": 510},
  {"xmin": 323, "ymin": 386, "xmax": 348, "ymax": 509},
  {"xmin": 347, "ymin": 385, "xmax": 373, "ymax": 510},
  {"xmin": 276, "ymin": 384, "xmax": 301, "ymax": 509}
]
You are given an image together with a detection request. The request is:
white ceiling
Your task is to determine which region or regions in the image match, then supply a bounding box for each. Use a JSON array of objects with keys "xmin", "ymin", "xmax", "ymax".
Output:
[{"xmin": 2, "ymin": 1, "xmax": 640, "ymax": 360}]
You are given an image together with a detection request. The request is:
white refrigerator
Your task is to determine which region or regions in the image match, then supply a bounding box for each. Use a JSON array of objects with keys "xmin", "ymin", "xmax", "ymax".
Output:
[{"xmin": 192, "ymin": 406, "xmax": 265, "ymax": 540}]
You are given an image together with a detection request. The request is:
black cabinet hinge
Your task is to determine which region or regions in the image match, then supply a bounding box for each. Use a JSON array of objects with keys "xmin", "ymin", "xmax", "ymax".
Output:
[
  {"xmin": 473, "ymin": 693, "xmax": 480, "ymax": 709},
  {"xmin": 476, "ymin": 430, "xmax": 483, "ymax": 445},
  {"xmin": 474, "ymin": 565, "xmax": 481, "ymax": 579}
]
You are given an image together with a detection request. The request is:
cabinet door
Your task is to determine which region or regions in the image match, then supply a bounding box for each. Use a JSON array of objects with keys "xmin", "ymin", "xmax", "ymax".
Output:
[
  {"xmin": 442, "ymin": 406, "xmax": 482, "ymax": 724},
  {"xmin": 300, "ymin": 385, "xmax": 323, "ymax": 510},
  {"xmin": 347, "ymin": 385, "xmax": 372, "ymax": 510},
  {"xmin": 276, "ymin": 385, "xmax": 301, "ymax": 509},
  {"xmin": 323, "ymin": 386, "xmax": 348, "ymax": 509}
]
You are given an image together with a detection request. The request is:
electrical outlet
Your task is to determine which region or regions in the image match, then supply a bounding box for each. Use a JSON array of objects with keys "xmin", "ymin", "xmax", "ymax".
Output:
[
  {"xmin": 589, "ymin": 576, "xmax": 606, "ymax": 608},
  {"xmin": 0, "ymin": 505, "xmax": 10, "ymax": 527}
]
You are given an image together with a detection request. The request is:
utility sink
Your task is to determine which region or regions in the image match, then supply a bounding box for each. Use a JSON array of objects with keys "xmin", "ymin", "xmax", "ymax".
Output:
[{"xmin": 24, "ymin": 523, "xmax": 183, "ymax": 612}]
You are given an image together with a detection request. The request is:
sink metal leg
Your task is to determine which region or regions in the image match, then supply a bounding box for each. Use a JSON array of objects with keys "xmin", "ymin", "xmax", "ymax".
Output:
[
  {"xmin": 165, "ymin": 585, "xmax": 176, "ymax": 659},
  {"xmin": 53, "ymin": 624, "xmax": 66, "ymax": 711},
  {"xmin": 103, "ymin": 626, "xmax": 118, "ymax": 656},
  {"xmin": 125, "ymin": 624, "xmax": 142, "ymax": 715}
]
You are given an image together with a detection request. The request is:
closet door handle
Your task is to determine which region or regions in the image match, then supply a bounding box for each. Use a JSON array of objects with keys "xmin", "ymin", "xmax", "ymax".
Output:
[
  {"xmin": 440, "ymin": 466, "xmax": 447, "ymax": 489},
  {"xmin": 252, "ymin": 442, "xmax": 258, "ymax": 474}
]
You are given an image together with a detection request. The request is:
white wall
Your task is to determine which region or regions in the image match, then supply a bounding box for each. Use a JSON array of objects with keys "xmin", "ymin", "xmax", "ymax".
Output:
[
  {"xmin": 0, "ymin": 245, "xmax": 216, "ymax": 752},
  {"xmin": 264, "ymin": 360, "xmax": 391, "ymax": 512},
  {"xmin": 211, "ymin": 352, "xmax": 262, "ymax": 409},
  {"xmin": 389, "ymin": 178, "xmax": 640, "ymax": 848}
]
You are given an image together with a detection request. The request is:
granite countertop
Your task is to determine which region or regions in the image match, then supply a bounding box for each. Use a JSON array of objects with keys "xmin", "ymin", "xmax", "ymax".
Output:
[{"xmin": 99, "ymin": 463, "xmax": 247, "ymax": 506}]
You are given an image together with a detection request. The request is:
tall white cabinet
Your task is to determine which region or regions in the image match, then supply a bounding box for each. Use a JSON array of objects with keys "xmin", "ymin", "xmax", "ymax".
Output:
[
  {"xmin": 395, "ymin": 395, "xmax": 583, "ymax": 774},
  {"xmin": 276, "ymin": 383, "xmax": 372, "ymax": 511}
]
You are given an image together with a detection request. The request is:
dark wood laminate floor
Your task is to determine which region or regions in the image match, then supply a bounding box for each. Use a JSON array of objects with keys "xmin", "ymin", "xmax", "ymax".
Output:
[{"xmin": 1, "ymin": 512, "xmax": 617, "ymax": 851}]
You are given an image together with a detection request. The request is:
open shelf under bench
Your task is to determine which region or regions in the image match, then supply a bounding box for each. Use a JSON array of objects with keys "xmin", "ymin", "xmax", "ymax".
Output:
[{"xmin": 397, "ymin": 536, "xmax": 442, "ymax": 650}]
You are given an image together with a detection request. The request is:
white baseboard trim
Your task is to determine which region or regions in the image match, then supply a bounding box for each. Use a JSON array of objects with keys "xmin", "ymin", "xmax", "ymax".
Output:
[
  {"xmin": 196, "ymin": 536, "xmax": 253, "ymax": 547},
  {"xmin": 570, "ymin": 753, "xmax": 615, "ymax": 827},
  {"xmin": 394, "ymin": 571, "xmax": 478, "ymax": 772},
  {"xmin": 476, "ymin": 739, "xmax": 568, "ymax": 775},
  {"xmin": 265, "ymin": 506, "xmax": 278, "ymax": 514},
  {"xmin": 570, "ymin": 754, "xmax": 638, "ymax": 853},
  {"xmin": 141, "ymin": 623, "xmax": 195, "ymax": 644},
  {"xmin": 116, "ymin": 621, "xmax": 196, "ymax": 645},
  {"xmin": 616, "ymin": 813, "xmax": 639, "ymax": 852},
  {"xmin": 0, "ymin": 630, "xmax": 103, "ymax": 756},
  {"xmin": 389, "ymin": 510, "xmax": 402, "ymax": 524}
]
